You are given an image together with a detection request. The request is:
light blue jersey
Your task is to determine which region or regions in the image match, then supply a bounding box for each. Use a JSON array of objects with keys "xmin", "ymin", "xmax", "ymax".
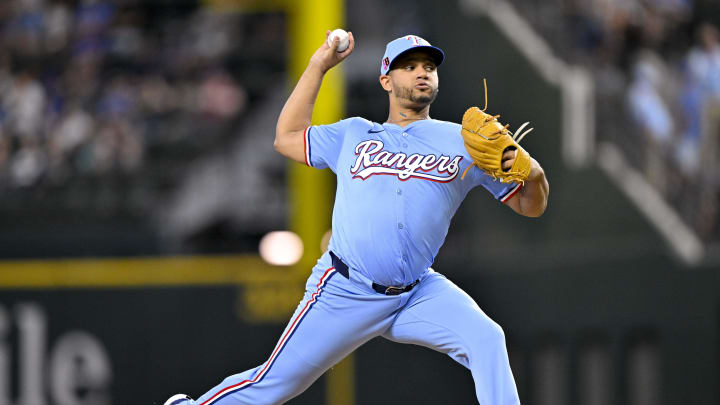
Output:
[{"xmin": 304, "ymin": 117, "xmax": 521, "ymax": 286}]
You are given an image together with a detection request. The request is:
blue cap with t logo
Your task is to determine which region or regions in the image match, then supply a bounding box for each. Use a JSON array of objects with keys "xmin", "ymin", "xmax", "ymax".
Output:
[{"xmin": 380, "ymin": 35, "xmax": 445, "ymax": 75}]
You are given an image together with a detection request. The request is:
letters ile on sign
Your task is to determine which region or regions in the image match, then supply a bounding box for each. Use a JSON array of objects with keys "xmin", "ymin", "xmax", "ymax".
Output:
[{"xmin": 0, "ymin": 303, "xmax": 112, "ymax": 405}]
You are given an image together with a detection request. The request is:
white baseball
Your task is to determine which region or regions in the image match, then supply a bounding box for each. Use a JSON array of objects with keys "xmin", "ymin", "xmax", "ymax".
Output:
[{"xmin": 328, "ymin": 29, "xmax": 350, "ymax": 52}]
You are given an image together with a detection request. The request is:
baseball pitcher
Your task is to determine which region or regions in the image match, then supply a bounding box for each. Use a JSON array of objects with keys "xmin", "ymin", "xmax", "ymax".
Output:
[{"xmin": 164, "ymin": 31, "xmax": 549, "ymax": 405}]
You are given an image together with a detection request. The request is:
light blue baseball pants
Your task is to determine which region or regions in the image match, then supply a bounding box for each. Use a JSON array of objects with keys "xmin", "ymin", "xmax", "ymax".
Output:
[{"xmin": 185, "ymin": 254, "xmax": 520, "ymax": 405}]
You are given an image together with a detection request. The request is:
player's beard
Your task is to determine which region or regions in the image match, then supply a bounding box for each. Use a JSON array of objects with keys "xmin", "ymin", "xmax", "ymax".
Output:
[{"xmin": 395, "ymin": 84, "xmax": 438, "ymax": 107}]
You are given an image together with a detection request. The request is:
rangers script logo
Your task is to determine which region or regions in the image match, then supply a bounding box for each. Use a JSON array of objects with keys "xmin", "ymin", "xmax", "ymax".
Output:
[{"xmin": 351, "ymin": 140, "xmax": 462, "ymax": 182}]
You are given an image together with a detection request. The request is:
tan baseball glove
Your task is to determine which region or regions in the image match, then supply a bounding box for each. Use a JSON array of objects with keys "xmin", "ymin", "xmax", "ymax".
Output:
[{"xmin": 460, "ymin": 103, "xmax": 534, "ymax": 184}]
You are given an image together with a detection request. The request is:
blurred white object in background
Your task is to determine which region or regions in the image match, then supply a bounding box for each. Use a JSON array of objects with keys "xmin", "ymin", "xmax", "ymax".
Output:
[{"xmin": 259, "ymin": 231, "xmax": 303, "ymax": 266}]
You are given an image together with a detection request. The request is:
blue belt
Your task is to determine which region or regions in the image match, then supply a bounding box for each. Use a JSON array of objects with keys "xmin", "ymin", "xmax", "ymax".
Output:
[{"xmin": 329, "ymin": 251, "xmax": 419, "ymax": 296}]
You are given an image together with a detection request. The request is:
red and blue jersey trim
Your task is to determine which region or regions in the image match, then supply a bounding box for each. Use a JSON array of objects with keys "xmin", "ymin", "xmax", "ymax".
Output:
[
  {"xmin": 500, "ymin": 183, "xmax": 522, "ymax": 203},
  {"xmin": 303, "ymin": 126, "xmax": 312, "ymax": 167},
  {"xmin": 199, "ymin": 266, "xmax": 337, "ymax": 405}
]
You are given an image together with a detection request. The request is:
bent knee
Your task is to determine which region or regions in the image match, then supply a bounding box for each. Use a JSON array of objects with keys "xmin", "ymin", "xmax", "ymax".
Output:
[
  {"xmin": 450, "ymin": 318, "xmax": 508, "ymax": 366},
  {"xmin": 469, "ymin": 317, "xmax": 506, "ymax": 347},
  {"xmin": 488, "ymin": 320, "xmax": 506, "ymax": 340}
]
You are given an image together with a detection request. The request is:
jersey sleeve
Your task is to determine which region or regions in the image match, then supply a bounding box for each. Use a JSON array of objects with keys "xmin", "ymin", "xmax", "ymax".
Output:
[
  {"xmin": 304, "ymin": 118, "xmax": 352, "ymax": 171},
  {"xmin": 470, "ymin": 168, "xmax": 523, "ymax": 203}
]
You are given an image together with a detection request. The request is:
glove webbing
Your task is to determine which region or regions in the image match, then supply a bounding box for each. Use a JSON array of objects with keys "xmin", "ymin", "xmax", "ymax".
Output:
[{"xmin": 460, "ymin": 79, "xmax": 534, "ymax": 180}]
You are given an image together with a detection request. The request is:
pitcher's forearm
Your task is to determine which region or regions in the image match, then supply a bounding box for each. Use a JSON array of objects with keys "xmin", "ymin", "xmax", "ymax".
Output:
[{"xmin": 517, "ymin": 160, "xmax": 549, "ymax": 217}]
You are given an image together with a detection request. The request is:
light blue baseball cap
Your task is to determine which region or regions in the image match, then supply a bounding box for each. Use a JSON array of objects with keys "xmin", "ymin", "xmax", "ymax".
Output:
[{"xmin": 380, "ymin": 35, "xmax": 445, "ymax": 75}]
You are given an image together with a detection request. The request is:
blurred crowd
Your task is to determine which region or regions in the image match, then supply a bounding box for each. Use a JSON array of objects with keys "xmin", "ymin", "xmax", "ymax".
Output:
[
  {"xmin": 0, "ymin": 0, "xmax": 283, "ymax": 191},
  {"xmin": 512, "ymin": 0, "xmax": 720, "ymax": 240},
  {"xmin": 0, "ymin": 0, "xmax": 716, "ymax": 243}
]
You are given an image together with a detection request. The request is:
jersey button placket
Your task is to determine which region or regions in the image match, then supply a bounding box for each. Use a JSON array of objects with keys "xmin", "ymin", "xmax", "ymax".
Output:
[
  {"xmin": 394, "ymin": 176, "xmax": 407, "ymax": 273},
  {"xmin": 396, "ymin": 188, "xmax": 404, "ymax": 231},
  {"xmin": 394, "ymin": 129, "xmax": 409, "ymax": 277}
]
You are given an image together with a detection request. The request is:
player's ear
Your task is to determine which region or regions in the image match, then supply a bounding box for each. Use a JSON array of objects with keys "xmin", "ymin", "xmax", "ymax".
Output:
[{"xmin": 379, "ymin": 74, "xmax": 392, "ymax": 92}]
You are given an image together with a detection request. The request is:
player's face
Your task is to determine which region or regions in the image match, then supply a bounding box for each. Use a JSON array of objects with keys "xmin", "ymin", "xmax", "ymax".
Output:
[{"xmin": 384, "ymin": 52, "xmax": 439, "ymax": 107}]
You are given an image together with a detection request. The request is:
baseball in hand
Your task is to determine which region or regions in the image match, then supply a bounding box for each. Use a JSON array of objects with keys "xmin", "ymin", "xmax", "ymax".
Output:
[{"xmin": 328, "ymin": 29, "xmax": 350, "ymax": 52}]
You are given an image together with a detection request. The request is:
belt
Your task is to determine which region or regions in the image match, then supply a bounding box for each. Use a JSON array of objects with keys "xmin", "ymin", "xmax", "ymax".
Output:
[
  {"xmin": 371, "ymin": 279, "xmax": 419, "ymax": 295},
  {"xmin": 329, "ymin": 251, "xmax": 419, "ymax": 296}
]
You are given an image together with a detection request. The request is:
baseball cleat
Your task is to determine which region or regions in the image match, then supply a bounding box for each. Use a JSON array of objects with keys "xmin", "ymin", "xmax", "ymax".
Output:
[{"xmin": 163, "ymin": 394, "xmax": 194, "ymax": 405}]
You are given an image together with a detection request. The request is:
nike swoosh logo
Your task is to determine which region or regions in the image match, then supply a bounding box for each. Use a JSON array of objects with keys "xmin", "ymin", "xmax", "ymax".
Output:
[{"xmin": 367, "ymin": 123, "xmax": 385, "ymax": 133}]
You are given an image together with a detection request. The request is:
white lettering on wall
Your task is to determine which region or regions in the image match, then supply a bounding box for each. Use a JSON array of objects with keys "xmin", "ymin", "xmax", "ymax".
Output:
[{"xmin": 0, "ymin": 303, "xmax": 112, "ymax": 405}]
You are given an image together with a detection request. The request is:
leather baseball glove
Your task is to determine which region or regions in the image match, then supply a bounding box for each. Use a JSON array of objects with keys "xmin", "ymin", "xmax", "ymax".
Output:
[{"xmin": 460, "ymin": 103, "xmax": 534, "ymax": 184}]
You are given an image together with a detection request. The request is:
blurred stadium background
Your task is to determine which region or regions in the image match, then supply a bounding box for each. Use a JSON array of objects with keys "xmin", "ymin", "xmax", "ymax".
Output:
[{"xmin": 0, "ymin": 0, "xmax": 718, "ymax": 404}]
